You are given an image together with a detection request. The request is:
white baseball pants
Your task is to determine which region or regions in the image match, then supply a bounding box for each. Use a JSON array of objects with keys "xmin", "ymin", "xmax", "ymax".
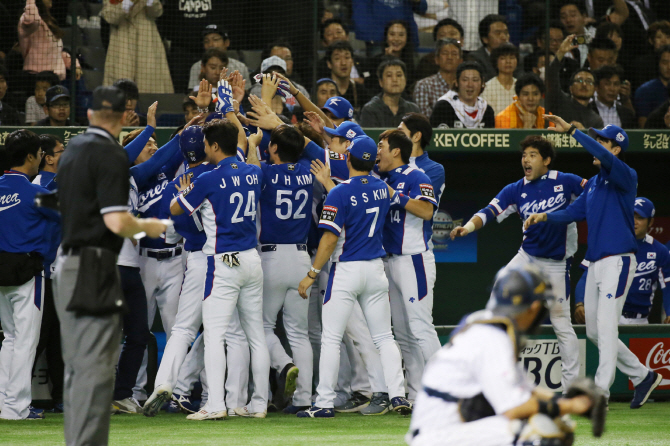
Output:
[{"xmin": 408, "ymin": 415, "xmax": 515, "ymax": 446}]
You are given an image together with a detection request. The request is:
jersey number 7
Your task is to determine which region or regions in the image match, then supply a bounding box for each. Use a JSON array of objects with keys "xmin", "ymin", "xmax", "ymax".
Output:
[{"xmin": 366, "ymin": 207, "xmax": 379, "ymax": 237}]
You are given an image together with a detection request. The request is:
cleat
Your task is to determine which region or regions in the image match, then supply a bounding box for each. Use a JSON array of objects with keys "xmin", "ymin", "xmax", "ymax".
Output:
[
  {"xmin": 335, "ymin": 391, "xmax": 370, "ymax": 413},
  {"xmin": 283, "ymin": 404, "xmax": 311, "ymax": 414},
  {"xmin": 279, "ymin": 363, "xmax": 299, "ymax": 397},
  {"xmin": 630, "ymin": 371, "xmax": 662, "ymax": 409},
  {"xmin": 233, "ymin": 406, "xmax": 267, "ymax": 418},
  {"xmin": 172, "ymin": 394, "xmax": 198, "ymax": 414},
  {"xmin": 227, "ymin": 408, "xmax": 237, "ymax": 417},
  {"xmin": 112, "ymin": 397, "xmax": 142, "ymax": 414},
  {"xmin": 143, "ymin": 385, "xmax": 172, "ymax": 417},
  {"xmin": 391, "ymin": 396, "xmax": 412, "ymax": 415},
  {"xmin": 296, "ymin": 406, "xmax": 334, "ymax": 418},
  {"xmin": 26, "ymin": 407, "xmax": 45, "ymax": 420},
  {"xmin": 48, "ymin": 403, "xmax": 64, "ymax": 413},
  {"xmin": 186, "ymin": 407, "xmax": 227, "ymax": 420},
  {"xmin": 164, "ymin": 400, "xmax": 181, "ymax": 413},
  {"xmin": 360, "ymin": 392, "xmax": 390, "ymax": 416}
]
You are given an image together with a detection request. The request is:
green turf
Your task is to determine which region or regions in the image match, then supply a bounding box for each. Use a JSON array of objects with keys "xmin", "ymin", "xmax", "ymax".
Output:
[{"xmin": 0, "ymin": 402, "xmax": 669, "ymax": 445}]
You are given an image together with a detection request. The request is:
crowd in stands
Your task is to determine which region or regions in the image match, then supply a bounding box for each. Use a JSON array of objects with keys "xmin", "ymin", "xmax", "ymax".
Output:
[{"xmin": 1, "ymin": 0, "xmax": 670, "ymax": 130}]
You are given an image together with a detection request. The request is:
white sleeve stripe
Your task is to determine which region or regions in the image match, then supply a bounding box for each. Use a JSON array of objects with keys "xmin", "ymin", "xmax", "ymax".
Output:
[
  {"xmin": 490, "ymin": 201, "xmax": 503, "ymax": 214},
  {"xmin": 178, "ymin": 195, "xmax": 195, "ymax": 214},
  {"xmin": 319, "ymin": 220, "xmax": 341, "ymax": 233},
  {"xmin": 413, "ymin": 195, "xmax": 438, "ymax": 205},
  {"xmin": 475, "ymin": 212, "xmax": 488, "ymax": 226},
  {"xmin": 100, "ymin": 205, "xmax": 129, "ymax": 214}
]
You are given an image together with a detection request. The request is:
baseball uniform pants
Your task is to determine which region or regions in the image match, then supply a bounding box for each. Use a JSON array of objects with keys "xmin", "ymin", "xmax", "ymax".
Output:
[
  {"xmin": 409, "ymin": 415, "xmax": 515, "ymax": 446},
  {"xmin": 33, "ymin": 276, "xmax": 64, "ymax": 406}
]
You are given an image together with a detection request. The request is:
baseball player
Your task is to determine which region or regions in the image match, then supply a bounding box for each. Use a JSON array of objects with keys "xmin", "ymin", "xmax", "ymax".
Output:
[
  {"xmin": 574, "ymin": 197, "xmax": 670, "ymax": 326},
  {"xmin": 170, "ymin": 93, "xmax": 270, "ymax": 420},
  {"xmin": 0, "ymin": 130, "xmax": 59, "ymax": 420},
  {"xmin": 295, "ymin": 136, "xmax": 411, "ymax": 418},
  {"xmin": 376, "ymin": 129, "xmax": 441, "ymax": 395},
  {"xmin": 451, "ymin": 135, "xmax": 582, "ymax": 392},
  {"xmin": 408, "ymin": 265, "xmax": 603, "ymax": 446},
  {"xmin": 526, "ymin": 118, "xmax": 662, "ymax": 406}
]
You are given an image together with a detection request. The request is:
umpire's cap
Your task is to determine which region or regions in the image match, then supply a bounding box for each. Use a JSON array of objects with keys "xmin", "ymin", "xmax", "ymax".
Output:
[
  {"xmin": 180, "ymin": 126, "xmax": 206, "ymax": 163},
  {"xmin": 487, "ymin": 264, "xmax": 554, "ymax": 317},
  {"xmin": 91, "ymin": 86, "xmax": 126, "ymax": 112}
]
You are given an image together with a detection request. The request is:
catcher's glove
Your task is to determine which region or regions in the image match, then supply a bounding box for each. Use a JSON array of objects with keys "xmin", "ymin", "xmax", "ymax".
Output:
[{"xmin": 566, "ymin": 377, "xmax": 607, "ymax": 437}]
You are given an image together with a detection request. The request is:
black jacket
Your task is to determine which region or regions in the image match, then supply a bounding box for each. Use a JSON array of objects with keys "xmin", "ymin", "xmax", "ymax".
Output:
[
  {"xmin": 0, "ymin": 102, "xmax": 20, "ymax": 126},
  {"xmin": 588, "ymin": 101, "xmax": 637, "ymax": 129}
]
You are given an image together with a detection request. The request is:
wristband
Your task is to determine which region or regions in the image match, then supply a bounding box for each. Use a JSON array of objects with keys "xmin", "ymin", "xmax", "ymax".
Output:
[
  {"xmin": 391, "ymin": 191, "xmax": 410, "ymax": 208},
  {"xmin": 307, "ymin": 271, "xmax": 317, "ymax": 280},
  {"xmin": 538, "ymin": 395, "xmax": 561, "ymax": 419},
  {"xmin": 464, "ymin": 221, "xmax": 476, "ymax": 233},
  {"xmin": 310, "ymin": 266, "xmax": 321, "ymax": 274},
  {"xmin": 568, "ymin": 124, "xmax": 577, "ymax": 136},
  {"xmin": 575, "ymin": 303, "xmax": 584, "ymax": 308}
]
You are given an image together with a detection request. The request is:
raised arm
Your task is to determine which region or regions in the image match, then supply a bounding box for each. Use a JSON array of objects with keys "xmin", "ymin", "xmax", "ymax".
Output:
[
  {"xmin": 124, "ymin": 102, "xmax": 157, "ymax": 165},
  {"xmin": 101, "ymin": 0, "xmax": 131, "ymax": 25},
  {"xmin": 274, "ymin": 72, "xmax": 336, "ymax": 129},
  {"xmin": 19, "ymin": 0, "xmax": 40, "ymax": 34}
]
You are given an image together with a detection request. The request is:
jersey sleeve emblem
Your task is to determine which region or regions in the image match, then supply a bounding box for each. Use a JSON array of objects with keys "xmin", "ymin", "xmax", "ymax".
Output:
[
  {"xmin": 321, "ymin": 205, "xmax": 338, "ymax": 222},
  {"xmin": 288, "ymin": 164, "xmax": 295, "ymax": 171},
  {"xmin": 181, "ymin": 183, "xmax": 194, "ymax": 197},
  {"xmin": 361, "ymin": 178, "xmax": 369, "ymax": 184},
  {"xmin": 419, "ymin": 183, "xmax": 435, "ymax": 199},
  {"xmin": 231, "ymin": 163, "xmax": 238, "ymax": 169},
  {"xmin": 554, "ymin": 185, "xmax": 563, "ymax": 192},
  {"xmin": 329, "ymin": 151, "xmax": 345, "ymax": 160}
]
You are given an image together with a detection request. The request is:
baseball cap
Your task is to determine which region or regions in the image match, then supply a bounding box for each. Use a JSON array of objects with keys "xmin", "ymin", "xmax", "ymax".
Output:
[
  {"xmin": 91, "ymin": 86, "xmax": 126, "ymax": 112},
  {"xmin": 634, "ymin": 197, "xmax": 655, "ymax": 218},
  {"xmin": 347, "ymin": 136, "xmax": 377, "ymax": 162},
  {"xmin": 322, "ymin": 96, "xmax": 354, "ymax": 120},
  {"xmin": 589, "ymin": 125, "xmax": 629, "ymax": 151},
  {"xmin": 324, "ymin": 121, "xmax": 365, "ymax": 140},
  {"xmin": 45, "ymin": 85, "xmax": 70, "ymax": 105},
  {"xmin": 202, "ymin": 24, "xmax": 228, "ymax": 39},
  {"xmin": 180, "ymin": 126, "xmax": 206, "ymax": 163},
  {"xmin": 260, "ymin": 56, "xmax": 287, "ymax": 74},
  {"xmin": 205, "ymin": 112, "xmax": 225, "ymax": 122}
]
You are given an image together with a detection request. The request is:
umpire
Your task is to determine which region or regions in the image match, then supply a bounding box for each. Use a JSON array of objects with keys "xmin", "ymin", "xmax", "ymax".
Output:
[{"xmin": 53, "ymin": 86, "xmax": 166, "ymax": 446}]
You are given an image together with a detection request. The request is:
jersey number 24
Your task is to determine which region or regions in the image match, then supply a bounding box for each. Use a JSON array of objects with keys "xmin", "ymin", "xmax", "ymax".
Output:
[{"xmin": 231, "ymin": 191, "xmax": 256, "ymax": 223}]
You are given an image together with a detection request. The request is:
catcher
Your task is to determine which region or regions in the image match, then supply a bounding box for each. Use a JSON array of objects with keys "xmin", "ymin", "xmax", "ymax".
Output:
[{"xmin": 407, "ymin": 265, "xmax": 606, "ymax": 446}]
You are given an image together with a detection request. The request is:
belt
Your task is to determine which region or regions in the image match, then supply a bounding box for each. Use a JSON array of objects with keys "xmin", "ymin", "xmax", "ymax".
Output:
[
  {"xmin": 423, "ymin": 386, "xmax": 459, "ymax": 403},
  {"xmin": 622, "ymin": 311, "xmax": 648, "ymax": 319},
  {"xmin": 139, "ymin": 247, "xmax": 182, "ymax": 261},
  {"xmin": 260, "ymin": 244, "xmax": 307, "ymax": 252}
]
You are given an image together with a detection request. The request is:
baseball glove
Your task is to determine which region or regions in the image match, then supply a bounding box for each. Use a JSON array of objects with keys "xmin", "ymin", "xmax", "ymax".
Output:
[{"xmin": 566, "ymin": 377, "xmax": 607, "ymax": 437}]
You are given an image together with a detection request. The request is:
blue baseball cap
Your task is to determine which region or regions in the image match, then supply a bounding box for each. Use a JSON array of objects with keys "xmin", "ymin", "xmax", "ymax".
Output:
[
  {"xmin": 205, "ymin": 112, "xmax": 225, "ymax": 122},
  {"xmin": 347, "ymin": 136, "xmax": 377, "ymax": 162},
  {"xmin": 589, "ymin": 125, "xmax": 629, "ymax": 151},
  {"xmin": 322, "ymin": 96, "xmax": 354, "ymax": 120},
  {"xmin": 180, "ymin": 126, "xmax": 206, "ymax": 163},
  {"xmin": 324, "ymin": 121, "xmax": 365, "ymax": 140},
  {"xmin": 634, "ymin": 197, "xmax": 655, "ymax": 218}
]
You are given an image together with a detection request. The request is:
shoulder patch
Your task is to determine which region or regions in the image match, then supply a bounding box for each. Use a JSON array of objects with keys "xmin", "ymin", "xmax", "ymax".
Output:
[
  {"xmin": 329, "ymin": 151, "xmax": 345, "ymax": 160},
  {"xmin": 288, "ymin": 164, "xmax": 295, "ymax": 171},
  {"xmin": 231, "ymin": 163, "xmax": 238, "ymax": 169},
  {"xmin": 181, "ymin": 183, "xmax": 194, "ymax": 197},
  {"xmin": 580, "ymin": 178, "xmax": 588, "ymax": 188},
  {"xmin": 361, "ymin": 178, "xmax": 369, "ymax": 184},
  {"xmin": 420, "ymin": 183, "xmax": 435, "ymax": 199},
  {"xmin": 158, "ymin": 172, "xmax": 167, "ymax": 180},
  {"xmin": 321, "ymin": 205, "xmax": 338, "ymax": 222}
]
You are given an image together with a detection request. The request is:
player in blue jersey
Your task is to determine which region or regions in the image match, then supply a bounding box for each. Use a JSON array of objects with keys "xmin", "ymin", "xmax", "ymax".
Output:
[
  {"xmin": 451, "ymin": 135, "xmax": 583, "ymax": 391},
  {"xmin": 32, "ymin": 134, "xmax": 63, "ymax": 191},
  {"xmin": 376, "ymin": 129, "xmax": 441, "ymax": 401},
  {"xmin": 398, "ymin": 113, "xmax": 446, "ymax": 208},
  {"xmin": 0, "ymin": 130, "xmax": 59, "ymax": 420},
  {"xmin": 574, "ymin": 198, "xmax": 670, "ymax": 326},
  {"xmin": 295, "ymin": 135, "xmax": 411, "ymax": 418},
  {"xmin": 171, "ymin": 98, "xmax": 271, "ymax": 420},
  {"xmin": 526, "ymin": 118, "xmax": 661, "ymax": 407}
]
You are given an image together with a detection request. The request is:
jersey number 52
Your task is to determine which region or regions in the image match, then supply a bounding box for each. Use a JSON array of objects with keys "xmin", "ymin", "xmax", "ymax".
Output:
[{"xmin": 276, "ymin": 189, "xmax": 309, "ymax": 220}]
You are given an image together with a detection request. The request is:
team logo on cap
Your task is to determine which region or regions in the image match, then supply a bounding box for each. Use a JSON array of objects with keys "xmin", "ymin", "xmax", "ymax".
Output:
[
  {"xmin": 329, "ymin": 98, "xmax": 340, "ymax": 105},
  {"xmin": 616, "ymin": 133, "xmax": 624, "ymax": 142},
  {"xmin": 362, "ymin": 153, "xmax": 371, "ymax": 160},
  {"xmin": 348, "ymin": 109, "xmax": 354, "ymax": 118},
  {"xmin": 346, "ymin": 129, "xmax": 356, "ymax": 138}
]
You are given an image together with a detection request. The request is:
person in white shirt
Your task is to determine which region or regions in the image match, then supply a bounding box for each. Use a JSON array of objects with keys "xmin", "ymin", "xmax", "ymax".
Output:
[{"xmin": 482, "ymin": 42, "xmax": 519, "ymax": 115}]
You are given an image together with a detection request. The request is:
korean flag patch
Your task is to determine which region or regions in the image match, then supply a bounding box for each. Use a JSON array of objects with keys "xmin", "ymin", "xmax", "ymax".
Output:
[
  {"xmin": 554, "ymin": 185, "xmax": 563, "ymax": 192},
  {"xmin": 321, "ymin": 205, "xmax": 338, "ymax": 222},
  {"xmin": 648, "ymin": 252, "xmax": 656, "ymax": 259},
  {"xmin": 419, "ymin": 183, "xmax": 435, "ymax": 199}
]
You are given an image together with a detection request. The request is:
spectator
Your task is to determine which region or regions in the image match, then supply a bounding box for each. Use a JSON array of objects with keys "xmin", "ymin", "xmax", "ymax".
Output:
[
  {"xmin": 448, "ymin": 0, "xmax": 498, "ymax": 51},
  {"xmin": 413, "ymin": 38, "xmax": 462, "ymax": 117},
  {"xmin": 18, "ymin": 0, "xmax": 69, "ymax": 90},
  {"xmin": 415, "ymin": 18, "xmax": 464, "ymax": 81},
  {"xmin": 466, "ymin": 14, "xmax": 511, "ymax": 81},
  {"xmin": 631, "ymin": 21, "xmax": 670, "ymax": 90},
  {"xmin": 430, "ymin": 61, "xmax": 495, "ymax": 129},
  {"xmin": 316, "ymin": 19, "xmax": 369, "ymax": 83},
  {"xmin": 585, "ymin": 37, "xmax": 617, "ymax": 71},
  {"xmin": 0, "ymin": 65, "xmax": 20, "ymax": 126},
  {"xmin": 634, "ymin": 45, "xmax": 670, "ymax": 128},
  {"xmin": 113, "ymin": 79, "xmax": 146, "ymax": 127},
  {"xmin": 595, "ymin": 22, "xmax": 623, "ymax": 54},
  {"xmin": 495, "ymin": 73, "xmax": 550, "ymax": 129},
  {"xmin": 195, "ymin": 48, "xmax": 229, "ymax": 92},
  {"xmin": 182, "ymin": 98, "xmax": 198, "ymax": 125},
  {"xmin": 535, "ymin": 21, "xmax": 567, "ymax": 56},
  {"xmin": 360, "ymin": 59, "xmax": 421, "ymax": 127},
  {"xmin": 589, "ymin": 65, "xmax": 636, "ymax": 128},
  {"xmin": 325, "ymin": 41, "xmax": 369, "ymax": 113},
  {"xmin": 528, "ymin": 50, "xmax": 555, "ymax": 81},
  {"xmin": 35, "ymin": 85, "xmax": 78, "ymax": 126},
  {"xmin": 313, "ymin": 78, "xmax": 340, "ymax": 108},
  {"xmin": 532, "ymin": 21, "xmax": 579, "ymax": 92},
  {"xmin": 481, "ymin": 43, "xmax": 519, "ymax": 115},
  {"xmin": 25, "ymin": 71, "xmax": 59, "ymax": 125},
  {"xmin": 187, "ymin": 24, "xmax": 250, "ymax": 92},
  {"xmin": 546, "ymin": 35, "xmax": 604, "ymax": 130},
  {"xmin": 644, "ymin": 95, "xmax": 670, "ymax": 129},
  {"xmin": 248, "ymin": 56, "xmax": 310, "ymax": 108},
  {"xmin": 365, "ymin": 20, "xmax": 416, "ymax": 91},
  {"xmin": 350, "ymin": 0, "xmax": 426, "ymax": 50},
  {"xmin": 558, "ymin": 0, "xmax": 596, "ymax": 67},
  {"xmin": 101, "ymin": 0, "xmax": 174, "ymax": 93}
]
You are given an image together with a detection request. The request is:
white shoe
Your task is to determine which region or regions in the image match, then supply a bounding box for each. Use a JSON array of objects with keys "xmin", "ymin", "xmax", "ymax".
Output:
[
  {"xmin": 143, "ymin": 384, "xmax": 172, "ymax": 417},
  {"xmin": 227, "ymin": 409, "xmax": 237, "ymax": 417},
  {"xmin": 186, "ymin": 407, "xmax": 227, "ymax": 421},
  {"xmin": 112, "ymin": 397, "xmax": 142, "ymax": 414},
  {"xmin": 233, "ymin": 406, "xmax": 267, "ymax": 418}
]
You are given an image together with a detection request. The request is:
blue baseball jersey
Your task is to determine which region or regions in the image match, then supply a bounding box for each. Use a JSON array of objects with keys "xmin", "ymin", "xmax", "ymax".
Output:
[
  {"xmin": 160, "ymin": 163, "xmax": 214, "ymax": 252},
  {"xmin": 137, "ymin": 167, "xmax": 179, "ymax": 250},
  {"xmin": 546, "ymin": 131, "xmax": 638, "ymax": 261},
  {"xmin": 0, "ymin": 171, "xmax": 59, "ymax": 259},
  {"xmin": 382, "ymin": 165, "xmax": 438, "ymax": 255},
  {"xmin": 302, "ymin": 141, "xmax": 350, "ymax": 183},
  {"xmin": 31, "ymin": 172, "xmax": 60, "ymax": 277},
  {"xmin": 258, "ymin": 159, "xmax": 314, "ymax": 245},
  {"xmin": 319, "ymin": 175, "xmax": 390, "ymax": 262},
  {"xmin": 177, "ymin": 157, "xmax": 262, "ymax": 255},
  {"xmin": 33, "ymin": 170, "xmax": 56, "ymax": 190},
  {"xmin": 410, "ymin": 152, "xmax": 445, "ymax": 206},
  {"xmin": 475, "ymin": 170, "xmax": 586, "ymax": 261},
  {"xmin": 577, "ymin": 235, "xmax": 670, "ymax": 316}
]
